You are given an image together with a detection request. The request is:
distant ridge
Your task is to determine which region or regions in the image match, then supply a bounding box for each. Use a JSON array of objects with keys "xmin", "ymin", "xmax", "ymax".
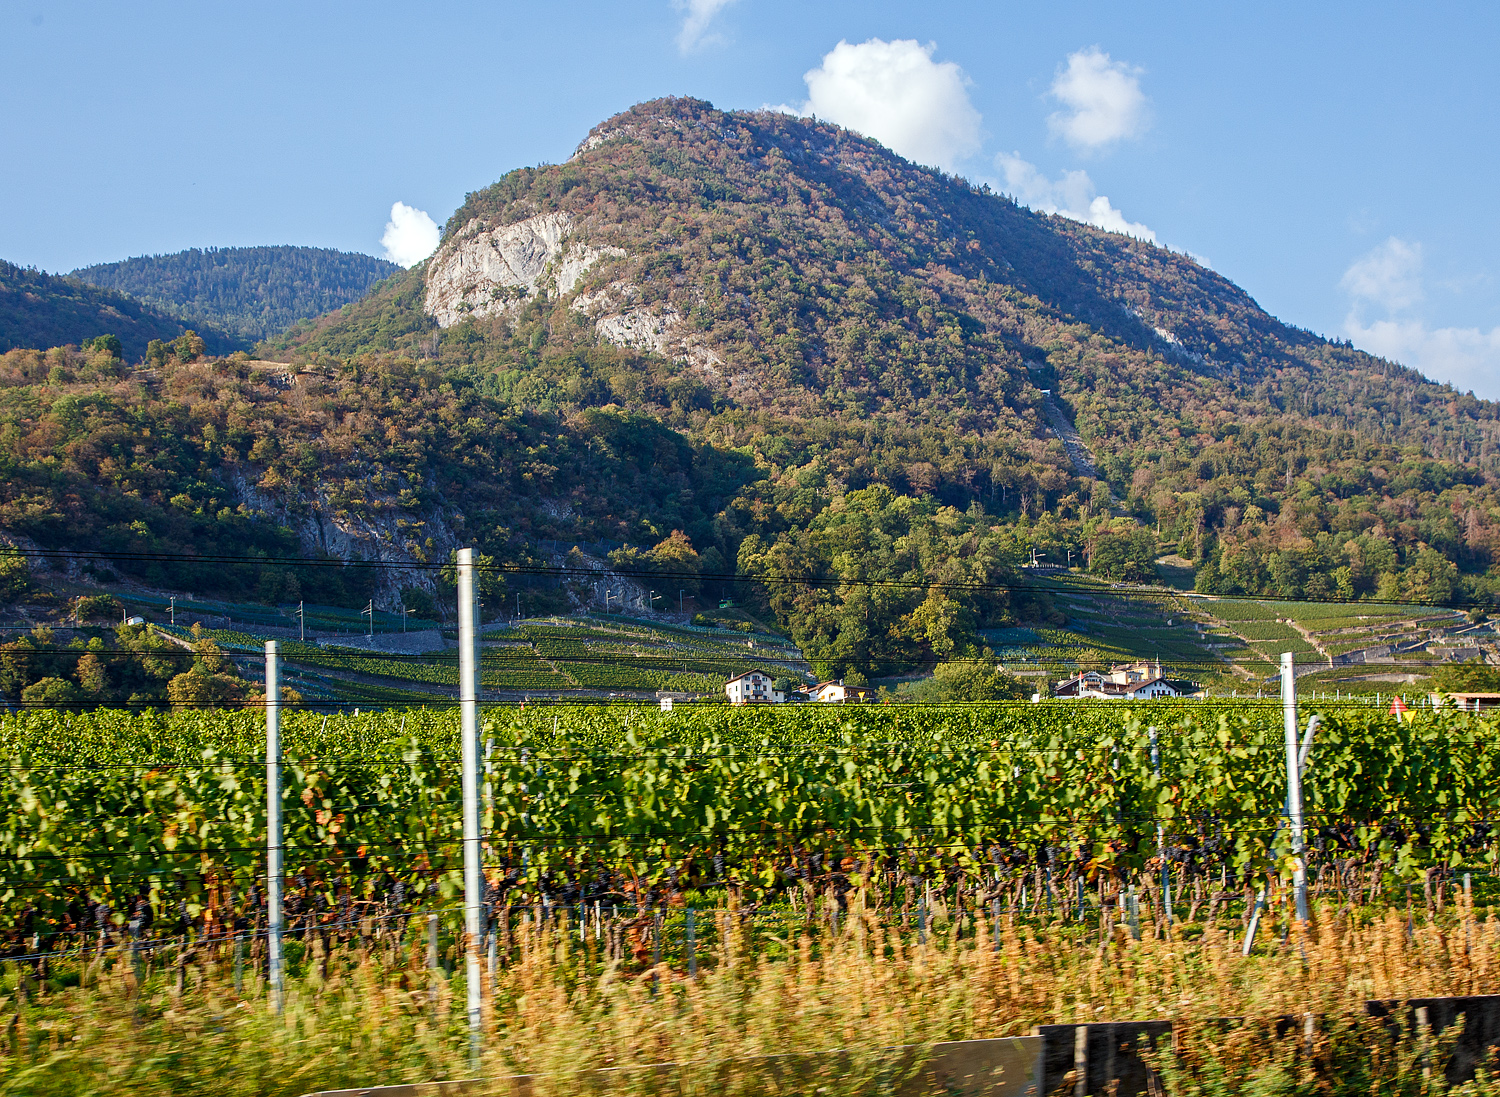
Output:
[
  {"xmin": 0, "ymin": 259, "xmax": 239, "ymax": 359},
  {"xmin": 71, "ymin": 245, "xmax": 400, "ymax": 342}
]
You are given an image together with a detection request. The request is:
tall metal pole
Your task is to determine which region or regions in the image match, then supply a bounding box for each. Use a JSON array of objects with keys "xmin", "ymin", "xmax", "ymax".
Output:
[
  {"xmin": 1150, "ymin": 726, "xmax": 1169, "ymax": 926},
  {"xmin": 1281, "ymin": 652, "xmax": 1310, "ymax": 923},
  {"xmin": 458, "ymin": 549, "xmax": 483, "ymax": 1064},
  {"xmin": 298, "ymin": 600, "xmax": 304, "ymax": 643},
  {"xmin": 265, "ymin": 641, "xmax": 284, "ymax": 1013}
]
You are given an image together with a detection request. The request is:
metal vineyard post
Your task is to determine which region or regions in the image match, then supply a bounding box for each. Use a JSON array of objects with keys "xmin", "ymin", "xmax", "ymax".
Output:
[
  {"xmin": 1282, "ymin": 652, "xmax": 1309, "ymax": 923},
  {"xmin": 265, "ymin": 641, "xmax": 284, "ymax": 1014},
  {"xmin": 458, "ymin": 547, "xmax": 483, "ymax": 1065}
]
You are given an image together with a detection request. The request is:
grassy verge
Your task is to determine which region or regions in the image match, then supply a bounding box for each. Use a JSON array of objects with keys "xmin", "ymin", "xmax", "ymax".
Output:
[{"xmin": 8, "ymin": 895, "xmax": 1500, "ymax": 1096}]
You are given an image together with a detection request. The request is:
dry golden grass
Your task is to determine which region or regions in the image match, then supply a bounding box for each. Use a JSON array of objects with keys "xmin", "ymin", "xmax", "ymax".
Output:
[{"xmin": 5, "ymin": 894, "xmax": 1500, "ymax": 1096}]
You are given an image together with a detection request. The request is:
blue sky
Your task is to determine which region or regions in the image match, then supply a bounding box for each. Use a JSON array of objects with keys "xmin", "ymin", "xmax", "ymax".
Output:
[{"xmin": 3, "ymin": 1, "xmax": 1497, "ymax": 396}]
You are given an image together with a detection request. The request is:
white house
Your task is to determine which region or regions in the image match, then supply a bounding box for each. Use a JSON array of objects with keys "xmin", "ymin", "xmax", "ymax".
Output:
[
  {"xmin": 725, "ymin": 670, "xmax": 778, "ymax": 704},
  {"xmin": 812, "ymin": 680, "xmax": 873, "ymax": 704},
  {"xmin": 1053, "ymin": 661, "xmax": 1194, "ymax": 700}
]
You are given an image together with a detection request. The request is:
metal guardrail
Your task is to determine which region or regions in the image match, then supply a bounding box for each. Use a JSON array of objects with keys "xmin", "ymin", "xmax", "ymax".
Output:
[
  {"xmin": 299, "ymin": 1036, "xmax": 1042, "ymax": 1097},
  {"xmin": 301, "ymin": 994, "xmax": 1500, "ymax": 1097}
]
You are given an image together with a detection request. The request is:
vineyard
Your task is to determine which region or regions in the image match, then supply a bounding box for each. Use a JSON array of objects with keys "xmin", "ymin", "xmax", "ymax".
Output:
[
  {"xmin": 153, "ymin": 615, "xmax": 804, "ymax": 698},
  {"xmin": 6, "ymin": 699, "xmax": 1500, "ymax": 1095},
  {"xmin": 3, "ymin": 700, "xmax": 1496, "ymax": 949}
]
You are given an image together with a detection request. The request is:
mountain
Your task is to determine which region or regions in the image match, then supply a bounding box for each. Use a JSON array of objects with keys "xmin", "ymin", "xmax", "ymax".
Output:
[
  {"xmin": 5, "ymin": 97, "xmax": 1500, "ymax": 681},
  {"xmin": 0, "ymin": 260, "xmax": 240, "ymax": 360},
  {"xmin": 70, "ymin": 246, "xmax": 401, "ymax": 343}
]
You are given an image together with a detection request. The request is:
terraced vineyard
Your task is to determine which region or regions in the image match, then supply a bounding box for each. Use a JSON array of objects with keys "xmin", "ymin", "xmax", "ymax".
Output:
[
  {"xmin": 121, "ymin": 591, "xmax": 436, "ymax": 634},
  {"xmin": 1185, "ymin": 596, "xmax": 1487, "ymax": 688},
  {"xmin": 153, "ymin": 613, "xmax": 809, "ymax": 699},
  {"xmin": 513, "ymin": 617, "xmax": 807, "ymax": 692},
  {"xmin": 975, "ymin": 578, "xmax": 1225, "ymax": 686}
]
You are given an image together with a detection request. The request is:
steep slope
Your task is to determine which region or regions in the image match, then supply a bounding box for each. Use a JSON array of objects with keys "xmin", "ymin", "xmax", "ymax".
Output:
[
  {"xmin": 277, "ymin": 101, "xmax": 1500, "ymax": 597},
  {"xmin": 288, "ymin": 99, "xmax": 1500, "ymax": 475},
  {"xmin": 71, "ymin": 246, "xmax": 400, "ymax": 342},
  {"xmin": 0, "ymin": 260, "xmax": 241, "ymax": 359},
  {"xmin": 6, "ymin": 98, "xmax": 1500, "ymax": 682}
]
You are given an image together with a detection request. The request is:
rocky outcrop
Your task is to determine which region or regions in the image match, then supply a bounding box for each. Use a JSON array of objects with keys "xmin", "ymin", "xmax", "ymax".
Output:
[
  {"xmin": 425, "ymin": 211, "xmax": 726, "ymax": 376},
  {"xmin": 596, "ymin": 308, "xmax": 680, "ymax": 353},
  {"xmin": 572, "ymin": 280, "xmax": 722, "ymax": 371},
  {"xmin": 423, "ymin": 212, "xmax": 623, "ymax": 327},
  {"xmin": 228, "ymin": 470, "xmax": 460, "ymax": 608}
]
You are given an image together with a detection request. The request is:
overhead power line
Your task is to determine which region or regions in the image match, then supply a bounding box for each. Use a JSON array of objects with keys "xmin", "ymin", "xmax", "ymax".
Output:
[{"xmin": 1, "ymin": 545, "xmax": 1492, "ymax": 609}]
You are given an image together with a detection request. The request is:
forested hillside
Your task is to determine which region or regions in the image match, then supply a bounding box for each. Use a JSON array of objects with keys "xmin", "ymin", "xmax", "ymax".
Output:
[
  {"xmin": 0, "ymin": 260, "xmax": 238, "ymax": 360},
  {"xmin": 5, "ymin": 98, "xmax": 1500, "ymax": 679},
  {"xmin": 71, "ymin": 246, "xmax": 400, "ymax": 342}
]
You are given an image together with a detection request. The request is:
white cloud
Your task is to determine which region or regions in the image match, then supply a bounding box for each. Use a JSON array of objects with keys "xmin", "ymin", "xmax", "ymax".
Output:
[
  {"xmin": 381, "ymin": 202, "xmax": 440, "ymax": 268},
  {"xmin": 1047, "ymin": 47, "xmax": 1148, "ymax": 151},
  {"xmin": 1342, "ymin": 237, "xmax": 1500, "ymax": 398},
  {"xmin": 799, "ymin": 38, "xmax": 982, "ymax": 172},
  {"xmin": 1340, "ymin": 236, "xmax": 1423, "ymax": 311},
  {"xmin": 1346, "ymin": 318, "xmax": 1500, "ymax": 398},
  {"xmin": 996, "ymin": 152, "xmax": 1156, "ymax": 242},
  {"xmin": 674, "ymin": 0, "xmax": 735, "ymax": 53}
]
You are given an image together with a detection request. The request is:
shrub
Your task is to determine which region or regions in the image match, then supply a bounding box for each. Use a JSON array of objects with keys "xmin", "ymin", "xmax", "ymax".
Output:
[
  {"xmin": 21, "ymin": 676, "xmax": 81, "ymax": 707},
  {"xmin": 0, "ymin": 551, "xmax": 27, "ymax": 602},
  {"xmin": 74, "ymin": 594, "xmax": 122, "ymax": 621}
]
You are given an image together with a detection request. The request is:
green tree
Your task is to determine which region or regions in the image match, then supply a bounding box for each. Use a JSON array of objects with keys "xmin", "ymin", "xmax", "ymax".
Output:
[
  {"xmin": 172, "ymin": 330, "xmax": 206, "ymax": 361},
  {"xmin": 930, "ymin": 657, "xmax": 1029, "ymax": 701},
  {"xmin": 1089, "ymin": 527, "xmax": 1158, "ymax": 583},
  {"xmin": 21, "ymin": 676, "xmax": 81, "ymax": 708},
  {"xmin": 75, "ymin": 652, "xmax": 108, "ymax": 695},
  {"xmin": 81, "ymin": 334, "xmax": 122, "ymax": 358},
  {"xmin": 0, "ymin": 551, "xmax": 28, "ymax": 602}
]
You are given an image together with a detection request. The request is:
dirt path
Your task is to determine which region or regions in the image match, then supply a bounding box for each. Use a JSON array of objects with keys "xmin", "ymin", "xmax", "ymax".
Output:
[{"xmin": 1039, "ymin": 395, "xmax": 1101, "ymax": 479}]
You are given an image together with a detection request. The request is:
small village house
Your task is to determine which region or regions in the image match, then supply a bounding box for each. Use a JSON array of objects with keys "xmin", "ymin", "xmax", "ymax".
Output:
[
  {"xmin": 724, "ymin": 669, "xmax": 778, "ymax": 704},
  {"xmin": 812, "ymin": 680, "xmax": 872, "ymax": 703},
  {"xmin": 1429, "ymin": 691, "xmax": 1500, "ymax": 711},
  {"xmin": 1053, "ymin": 660, "xmax": 1197, "ymax": 700}
]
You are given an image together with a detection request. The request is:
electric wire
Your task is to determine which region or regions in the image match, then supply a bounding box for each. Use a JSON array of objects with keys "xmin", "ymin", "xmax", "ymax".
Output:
[{"xmin": 3, "ymin": 543, "xmax": 1496, "ymax": 609}]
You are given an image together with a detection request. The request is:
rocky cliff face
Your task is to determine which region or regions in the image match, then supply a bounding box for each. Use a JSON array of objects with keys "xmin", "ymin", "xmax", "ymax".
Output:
[
  {"xmin": 423, "ymin": 211, "xmax": 623, "ymax": 327},
  {"xmin": 228, "ymin": 470, "xmax": 461, "ymax": 607},
  {"xmin": 423, "ymin": 210, "xmax": 727, "ymax": 375}
]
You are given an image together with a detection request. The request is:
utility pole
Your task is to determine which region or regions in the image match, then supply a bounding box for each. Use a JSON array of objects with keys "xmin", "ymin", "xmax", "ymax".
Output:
[
  {"xmin": 265, "ymin": 641, "xmax": 284, "ymax": 1013},
  {"xmin": 679, "ymin": 590, "xmax": 684, "ymax": 615},
  {"xmin": 401, "ymin": 604, "xmax": 407, "ymax": 633},
  {"xmin": 1281, "ymin": 652, "xmax": 1309, "ymax": 923},
  {"xmin": 169, "ymin": 595, "xmax": 175, "ymax": 626},
  {"xmin": 361, "ymin": 600, "xmax": 374, "ymax": 637},
  {"xmin": 456, "ymin": 549, "xmax": 483, "ymax": 1065},
  {"xmin": 297, "ymin": 601, "xmax": 304, "ymax": 643},
  {"xmin": 649, "ymin": 590, "xmax": 657, "ymax": 612},
  {"xmin": 515, "ymin": 591, "xmax": 521, "ymax": 621}
]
